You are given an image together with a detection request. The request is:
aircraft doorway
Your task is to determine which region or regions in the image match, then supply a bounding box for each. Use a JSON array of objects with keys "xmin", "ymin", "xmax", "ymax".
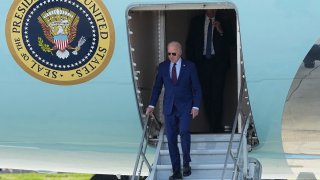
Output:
[{"xmin": 127, "ymin": 4, "xmax": 238, "ymax": 133}]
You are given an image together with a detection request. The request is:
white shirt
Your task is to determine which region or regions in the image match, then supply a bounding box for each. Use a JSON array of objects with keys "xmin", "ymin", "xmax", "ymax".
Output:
[
  {"xmin": 203, "ymin": 16, "xmax": 215, "ymax": 55},
  {"xmin": 170, "ymin": 58, "xmax": 182, "ymax": 79}
]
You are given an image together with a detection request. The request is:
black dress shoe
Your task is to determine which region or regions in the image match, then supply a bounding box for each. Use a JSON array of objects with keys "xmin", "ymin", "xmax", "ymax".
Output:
[
  {"xmin": 183, "ymin": 165, "xmax": 191, "ymax": 177},
  {"xmin": 169, "ymin": 171, "xmax": 182, "ymax": 180}
]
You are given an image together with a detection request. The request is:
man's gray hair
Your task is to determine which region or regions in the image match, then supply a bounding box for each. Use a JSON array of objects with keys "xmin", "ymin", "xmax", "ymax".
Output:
[{"xmin": 167, "ymin": 41, "xmax": 182, "ymax": 54}]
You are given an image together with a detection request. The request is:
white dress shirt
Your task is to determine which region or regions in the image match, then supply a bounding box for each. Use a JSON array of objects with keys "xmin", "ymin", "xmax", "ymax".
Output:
[{"xmin": 203, "ymin": 16, "xmax": 215, "ymax": 55}]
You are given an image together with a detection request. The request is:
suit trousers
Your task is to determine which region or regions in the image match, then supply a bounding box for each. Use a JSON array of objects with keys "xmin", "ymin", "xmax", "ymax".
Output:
[
  {"xmin": 197, "ymin": 56, "xmax": 227, "ymax": 132},
  {"xmin": 164, "ymin": 105, "xmax": 191, "ymax": 172}
]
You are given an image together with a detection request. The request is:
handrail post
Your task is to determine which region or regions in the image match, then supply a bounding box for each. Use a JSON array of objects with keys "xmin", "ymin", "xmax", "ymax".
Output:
[{"xmin": 221, "ymin": 105, "xmax": 241, "ymax": 180}]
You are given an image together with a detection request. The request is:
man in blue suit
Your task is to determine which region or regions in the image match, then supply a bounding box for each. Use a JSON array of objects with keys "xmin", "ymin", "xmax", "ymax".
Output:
[{"xmin": 146, "ymin": 41, "xmax": 202, "ymax": 180}]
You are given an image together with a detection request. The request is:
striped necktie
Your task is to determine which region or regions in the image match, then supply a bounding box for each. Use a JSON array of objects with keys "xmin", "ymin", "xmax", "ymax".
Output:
[{"xmin": 206, "ymin": 19, "xmax": 213, "ymax": 59}]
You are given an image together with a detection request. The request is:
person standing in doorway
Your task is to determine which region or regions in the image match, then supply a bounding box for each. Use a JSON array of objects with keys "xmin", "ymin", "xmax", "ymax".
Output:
[
  {"xmin": 146, "ymin": 41, "xmax": 202, "ymax": 180},
  {"xmin": 186, "ymin": 9, "xmax": 230, "ymax": 133}
]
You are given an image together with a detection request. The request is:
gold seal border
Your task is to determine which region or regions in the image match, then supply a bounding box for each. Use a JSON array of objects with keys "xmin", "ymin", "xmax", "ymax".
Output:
[{"xmin": 6, "ymin": 0, "xmax": 115, "ymax": 85}]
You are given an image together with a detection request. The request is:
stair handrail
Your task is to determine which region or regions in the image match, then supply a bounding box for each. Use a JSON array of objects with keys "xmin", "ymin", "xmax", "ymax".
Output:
[
  {"xmin": 221, "ymin": 78, "xmax": 250, "ymax": 180},
  {"xmin": 236, "ymin": 112, "xmax": 251, "ymax": 179},
  {"xmin": 145, "ymin": 127, "xmax": 165, "ymax": 180},
  {"xmin": 222, "ymin": 111, "xmax": 252, "ymax": 180},
  {"xmin": 233, "ymin": 112, "xmax": 252, "ymax": 180},
  {"xmin": 221, "ymin": 104, "xmax": 241, "ymax": 180},
  {"xmin": 131, "ymin": 113, "xmax": 155, "ymax": 180}
]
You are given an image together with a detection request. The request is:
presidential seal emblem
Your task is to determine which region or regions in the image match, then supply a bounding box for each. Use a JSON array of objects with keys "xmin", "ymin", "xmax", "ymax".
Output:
[{"xmin": 6, "ymin": 0, "xmax": 115, "ymax": 85}]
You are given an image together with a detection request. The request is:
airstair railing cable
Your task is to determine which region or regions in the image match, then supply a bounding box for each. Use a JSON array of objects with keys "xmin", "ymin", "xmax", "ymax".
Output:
[{"xmin": 131, "ymin": 113, "xmax": 154, "ymax": 180}]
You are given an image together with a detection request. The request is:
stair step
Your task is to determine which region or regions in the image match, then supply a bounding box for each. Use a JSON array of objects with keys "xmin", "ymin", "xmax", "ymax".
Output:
[
  {"xmin": 162, "ymin": 141, "xmax": 239, "ymax": 150},
  {"xmin": 159, "ymin": 154, "xmax": 234, "ymax": 165},
  {"xmin": 159, "ymin": 149, "xmax": 237, "ymax": 155},
  {"xmin": 176, "ymin": 179, "xmax": 231, "ymax": 180},
  {"xmin": 156, "ymin": 164, "xmax": 234, "ymax": 170},
  {"xmin": 156, "ymin": 164, "xmax": 234, "ymax": 179},
  {"xmin": 163, "ymin": 134, "xmax": 241, "ymax": 143},
  {"xmin": 155, "ymin": 176, "xmax": 232, "ymax": 180},
  {"xmin": 153, "ymin": 177, "xmax": 232, "ymax": 180}
]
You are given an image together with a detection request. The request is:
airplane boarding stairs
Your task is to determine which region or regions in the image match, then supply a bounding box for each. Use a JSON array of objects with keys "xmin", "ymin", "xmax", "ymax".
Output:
[
  {"xmin": 131, "ymin": 114, "xmax": 262, "ymax": 180},
  {"xmin": 150, "ymin": 132, "xmax": 240, "ymax": 180},
  {"xmin": 132, "ymin": 78, "xmax": 261, "ymax": 179}
]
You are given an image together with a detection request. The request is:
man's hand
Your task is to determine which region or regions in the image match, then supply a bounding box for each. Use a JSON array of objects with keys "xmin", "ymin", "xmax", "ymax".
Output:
[
  {"xmin": 190, "ymin": 108, "xmax": 199, "ymax": 119},
  {"xmin": 213, "ymin": 21, "xmax": 223, "ymax": 35},
  {"xmin": 146, "ymin": 106, "xmax": 154, "ymax": 115}
]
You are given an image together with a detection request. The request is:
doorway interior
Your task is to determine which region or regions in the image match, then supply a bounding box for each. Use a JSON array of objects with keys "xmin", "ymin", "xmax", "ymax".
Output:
[{"xmin": 127, "ymin": 4, "xmax": 239, "ymax": 133}]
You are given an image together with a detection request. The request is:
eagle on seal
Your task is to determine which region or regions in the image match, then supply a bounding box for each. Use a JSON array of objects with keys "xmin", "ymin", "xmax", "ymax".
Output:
[{"xmin": 38, "ymin": 14, "xmax": 84, "ymax": 59}]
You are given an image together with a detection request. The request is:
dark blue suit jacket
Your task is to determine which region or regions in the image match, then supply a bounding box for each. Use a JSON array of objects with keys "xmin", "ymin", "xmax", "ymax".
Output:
[{"xmin": 149, "ymin": 59, "xmax": 202, "ymax": 115}]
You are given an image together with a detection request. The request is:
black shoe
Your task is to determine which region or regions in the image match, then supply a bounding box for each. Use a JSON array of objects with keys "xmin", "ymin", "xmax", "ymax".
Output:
[
  {"xmin": 183, "ymin": 165, "xmax": 191, "ymax": 177},
  {"xmin": 169, "ymin": 171, "xmax": 182, "ymax": 180}
]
